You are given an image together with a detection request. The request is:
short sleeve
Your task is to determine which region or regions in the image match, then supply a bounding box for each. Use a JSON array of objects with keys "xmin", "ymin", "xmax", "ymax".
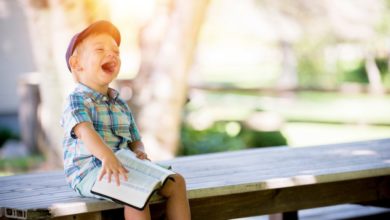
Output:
[
  {"xmin": 61, "ymin": 94, "xmax": 93, "ymax": 139},
  {"xmin": 128, "ymin": 109, "xmax": 141, "ymax": 142}
]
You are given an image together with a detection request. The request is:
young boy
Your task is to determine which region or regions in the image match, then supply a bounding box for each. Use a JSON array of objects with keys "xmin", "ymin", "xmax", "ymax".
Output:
[{"xmin": 61, "ymin": 20, "xmax": 191, "ymax": 220}]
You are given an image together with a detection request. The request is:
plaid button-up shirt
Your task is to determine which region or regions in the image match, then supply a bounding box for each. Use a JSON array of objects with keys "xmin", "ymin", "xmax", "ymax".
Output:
[{"xmin": 60, "ymin": 83, "xmax": 141, "ymax": 189}]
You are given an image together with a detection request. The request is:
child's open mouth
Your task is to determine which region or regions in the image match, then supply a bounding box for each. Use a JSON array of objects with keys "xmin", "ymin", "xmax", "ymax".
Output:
[{"xmin": 101, "ymin": 61, "xmax": 117, "ymax": 74}]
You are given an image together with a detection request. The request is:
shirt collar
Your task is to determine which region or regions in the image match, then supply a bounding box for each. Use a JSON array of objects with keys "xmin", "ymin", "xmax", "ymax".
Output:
[{"xmin": 75, "ymin": 83, "xmax": 119, "ymax": 102}]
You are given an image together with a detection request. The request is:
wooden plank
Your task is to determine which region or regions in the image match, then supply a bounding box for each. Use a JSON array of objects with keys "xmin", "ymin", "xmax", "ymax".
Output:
[
  {"xmin": 1, "ymin": 188, "xmax": 72, "ymax": 201},
  {"xmin": 168, "ymin": 138, "xmax": 390, "ymax": 165},
  {"xmin": 174, "ymin": 142, "xmax": 390, "ymax": 177},
  {"xmin": 184, "ymin": 167, "xmax": 390, "ymax": 200},
  {"xmin": 52, "ymin": 211, "xmax": 102, "ymax": 220},
  {"xmin": 3, "ymin": 193, "xmax": 81, "ymax": 208},
  {"xmin": 186, "ymin": 176, "xmax": 387, "ymax": 220},
  {"xmin": 0, "ymin": 181, "xmax": 67, "ymax": 194},
  {"xmin": 182, "ymin": 162, "xmax": 390, "ymax": 186},
  {"xmin": 300, "ymin": 204, "xmax": 390, "ymax": 220},
  {"xmin": 0, "ymin": 171, "xmax": 63, "ymax": 183},
  {"xmin": 49, "ymin": 200, "xmax": 122, "ymax": 217},
  {"xmin": 178, "ymin": 154, "xmax": 389, "ymax": 180},
  {"xmin": 178, "ymin": 156, "xmax": 388, "ymax": 177}
]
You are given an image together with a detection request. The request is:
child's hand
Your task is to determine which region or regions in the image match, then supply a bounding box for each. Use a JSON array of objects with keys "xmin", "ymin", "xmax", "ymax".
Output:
[
  {"xmin": 129, "ymin": 140, "xmax": 149, "ymax": 160},
  {"xmin": 99, "ymin": 153, "xmax": 128, "ymax": 186},
  {"xmin": 134, "ymin": 149, "xmax": 149, "ymax": 160}
]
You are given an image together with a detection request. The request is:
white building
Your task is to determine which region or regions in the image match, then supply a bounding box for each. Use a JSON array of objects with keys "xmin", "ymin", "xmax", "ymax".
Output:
[{"xmin": 0, "ymin": 0, "xmax": 37, "ymax": 133}]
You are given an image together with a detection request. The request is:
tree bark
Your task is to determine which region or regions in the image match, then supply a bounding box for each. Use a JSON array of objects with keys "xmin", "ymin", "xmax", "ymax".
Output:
[
  {"xmin": 365, "ymin": 52, "xmax": 384, "ymax": 95},
  {"xmin": 277, "ymin": 40, "xmax": 298, "ymax": 90},
  {"xmin": 24, "ymin": 0, "xmax": 109, "ymax": 167},
  {"xmin": 131, "ymin": 0, "xmax": 210, "ymax": 160}
]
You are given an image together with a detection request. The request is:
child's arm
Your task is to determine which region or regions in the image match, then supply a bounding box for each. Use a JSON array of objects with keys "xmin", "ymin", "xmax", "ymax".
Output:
[
  {"xmin": 128, "ymin": 140, "xmax": 148, "ymax": 160},
  {"xmin": 74, "ymin": 122, "xmax": 128, "ymax": 186}
]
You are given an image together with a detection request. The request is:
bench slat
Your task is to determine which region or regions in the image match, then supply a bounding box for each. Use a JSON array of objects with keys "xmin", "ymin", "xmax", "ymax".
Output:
[{"xmin": 188, "ymin": 176, "xmax": 386, "ymax": 220}]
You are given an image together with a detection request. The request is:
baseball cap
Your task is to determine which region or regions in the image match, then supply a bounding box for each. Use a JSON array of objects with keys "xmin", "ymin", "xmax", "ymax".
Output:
[{"xmin": 65, "ymin": 20, "xmax": 121, "ymax": 72}]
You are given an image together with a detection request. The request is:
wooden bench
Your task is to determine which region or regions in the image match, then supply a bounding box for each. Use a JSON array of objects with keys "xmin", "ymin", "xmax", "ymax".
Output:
[{"xmin": 1, "ymin": 138, "xmax": 390, "ymax": 220}]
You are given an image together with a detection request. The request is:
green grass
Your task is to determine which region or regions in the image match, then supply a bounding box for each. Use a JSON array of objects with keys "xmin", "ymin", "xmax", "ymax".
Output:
[
  {"xmin": 270, "ymin": 92, "xmax": 390, "ymax": 125},
  {"xmin": 282, "ymin": 122, "xmax": 390, "ymax": 147},
  {"xmin": 0, "ymin": 154, "xmax": 45, "ymax": 176},
  {"xmin": 185, "ymin": 91, "xmax": 390, "ymax": 148},
  {"xmin": 191, "ymin": 91, "xmax": 390, "ymax": 124}
]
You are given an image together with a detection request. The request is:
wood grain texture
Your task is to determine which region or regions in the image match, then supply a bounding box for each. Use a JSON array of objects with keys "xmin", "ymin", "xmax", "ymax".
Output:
[
  {"xmin": 186, "ymin": 176, "xmax": 387, "ymax": 220},
  {"xmin": 0, "ymin": 138, "xmax": 389, "ymax": 219}
]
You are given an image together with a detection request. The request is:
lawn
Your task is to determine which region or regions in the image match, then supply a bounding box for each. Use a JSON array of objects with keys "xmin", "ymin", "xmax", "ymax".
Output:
[
  {"xmin": 185, "ymin": 90, "xmax": 390, "ymax": 148},
  {"xmin": 282, "ymin": 122, "xmax": 390, "ymax": 147}
]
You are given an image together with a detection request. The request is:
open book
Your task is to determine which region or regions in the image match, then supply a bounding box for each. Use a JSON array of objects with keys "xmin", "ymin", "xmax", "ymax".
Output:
[{"xmin": 91, "ymin": 149, "xmax": 175, "ymax": 210}]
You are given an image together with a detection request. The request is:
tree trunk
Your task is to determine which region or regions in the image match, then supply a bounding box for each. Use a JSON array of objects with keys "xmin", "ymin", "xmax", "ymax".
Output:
[
  {"xmin": 277, "ymin": 40, "xmax": 298, "ymax": 91},
  {"xmin": 24, "ymin": 0, "xmax": 109, "ymax": 167},
  {"xmin": 365, "ymin": 52, "xmax": 384, "ymax": 95},
  {"xmin": 131, "ymin": 0, "xmax": 210, "ymax": 160}
]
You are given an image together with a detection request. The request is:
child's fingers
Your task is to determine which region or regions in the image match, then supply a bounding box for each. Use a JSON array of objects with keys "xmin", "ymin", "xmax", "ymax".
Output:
[
  {"xmin": 121, "ymin": 165, "xmax": 129, "ymax": 173},
  {"xmin": 122, "ymin": 173, "xmax": 128, "ymax": 182},
  {"xmin": 107, "ymin": 170, "xmax": 112, "ymax": 183},
  {"xmin": 115, "ymin": 173, "xmax": 120, "ymax": 186},
  {"xmin": 135, "ymin": 151, "xmax": 142, "ymax": 158},
  {"xmin": 136, "ymin": 151, "xmax": 148, "ymax": 160},
  {"xmin": 98, "ymin": 169, "xmax": 106, "ymax": 181},
  {"xmin": 119, "ymin": 166, "xmax": 128, "ymax": 182}
]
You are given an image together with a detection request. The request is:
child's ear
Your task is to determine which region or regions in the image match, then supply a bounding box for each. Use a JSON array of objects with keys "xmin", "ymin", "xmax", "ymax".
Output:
[{"xmin": 69, "ymin": 55, "xmax": 82, "ymax": 72}]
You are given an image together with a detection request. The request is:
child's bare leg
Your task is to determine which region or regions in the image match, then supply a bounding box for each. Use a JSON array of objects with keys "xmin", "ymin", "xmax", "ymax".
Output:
[
  {"xmin": 124, "ymin": 204, "xmax": 151, "ymax": 220},
  {"xmin": 159, "ymin": 174, "xmax": 191, "ymax": 220}
]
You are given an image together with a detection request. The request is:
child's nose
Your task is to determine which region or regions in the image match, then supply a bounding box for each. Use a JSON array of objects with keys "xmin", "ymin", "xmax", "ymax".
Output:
[{"xmin": 107, "ymin": 51, "xmax": 119, "ymax": 58}]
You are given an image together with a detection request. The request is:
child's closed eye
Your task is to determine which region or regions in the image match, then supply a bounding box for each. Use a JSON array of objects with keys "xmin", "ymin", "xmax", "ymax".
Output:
[{"xmin": 95, "ymin": 47, "xmax": 119, "ymax": 55}]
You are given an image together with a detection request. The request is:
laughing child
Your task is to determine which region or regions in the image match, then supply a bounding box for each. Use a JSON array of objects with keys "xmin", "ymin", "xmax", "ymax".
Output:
[{"xmin": 61, "ymin": 20, "xmax": 191, "ymax": 220}]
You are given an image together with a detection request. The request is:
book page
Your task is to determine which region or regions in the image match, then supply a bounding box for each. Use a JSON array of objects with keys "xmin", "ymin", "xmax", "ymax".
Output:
[
  {"xmin": 92, "ymin": 174, "xmax": 157, "ymax": 209},
  {"xmin": 116, "ymin": 149, "xmax": 175, "ymax": 180},
  {"xmin": 91, "ymin": 148, "xmax": 175, "ymax": 209}
]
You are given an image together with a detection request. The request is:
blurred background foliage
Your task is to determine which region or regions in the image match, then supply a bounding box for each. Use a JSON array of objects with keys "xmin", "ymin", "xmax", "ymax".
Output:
[
  {"xmin": 0, "ymin": 128, "xmax": 19, "ymax": 148},
  {"xmin": 177, "ymin": 0, "xmax": 390, "ymax": 156},
  {"xmin": 180, "ymin": 122, "xmax": 287, "ymax": 155}
]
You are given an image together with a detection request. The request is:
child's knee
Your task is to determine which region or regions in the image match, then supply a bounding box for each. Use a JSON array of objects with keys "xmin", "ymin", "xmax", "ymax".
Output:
[
  {"xmin": 159, "ymin": 173, "xmax": 186, "ymax": 197},
  {"xmin": 172, "ymin": 173, "xmax": 186, "ymax": 189}
]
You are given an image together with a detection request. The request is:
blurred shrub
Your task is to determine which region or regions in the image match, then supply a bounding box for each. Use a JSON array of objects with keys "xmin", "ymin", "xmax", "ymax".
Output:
[
  {"xmin": 0, "ymin": 127, "xmax": 19, "ymax": 149},
  {"xmin": 179, "ymin": 122, "xmax": 244, "ymax": 155},
  {"xmin": 338, "ymin": 58, "xmax": 389, "ymax": 85},
  {"xmin": 0, "ymin": 155, "xmax": 44, "ymax": 173},
  {"xmin": 239, "ymin": 129, "xmax": 287, "ymax": 148},
  {"xmin": 376, "ymin": 57, "xmax": 389, "ymax": 74},
  {"xmin": 376, "ymin": 58, "xmax": 390, "ymax": 88},
  {"xmin": 297, "ymin": 53, "xmax": 328, "ymax": 88},
  {"xmin": 343, "ymin": 60, "xmax": 369, "ymax": 83},
  {"xmin": 179, "ymin": 121, "xmax": 287, "ymax": 156}
]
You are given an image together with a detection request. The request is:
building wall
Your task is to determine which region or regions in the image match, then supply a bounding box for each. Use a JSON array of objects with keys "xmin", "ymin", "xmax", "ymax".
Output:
[{"xmin": 0, "ymin": 0, "xmax": 37, "ymax": 133}]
